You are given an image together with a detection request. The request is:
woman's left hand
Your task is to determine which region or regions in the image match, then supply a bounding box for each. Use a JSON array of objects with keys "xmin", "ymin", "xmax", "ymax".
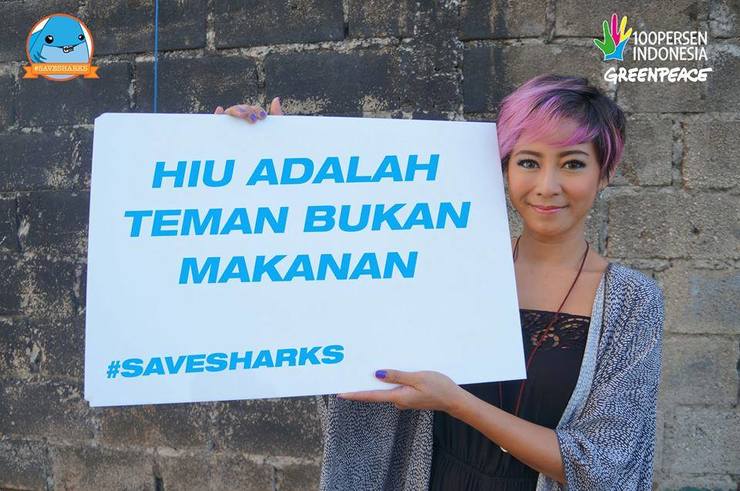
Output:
[{"xmin": 337, "ymin": 369, "xmax": 465, "ymax": 413}]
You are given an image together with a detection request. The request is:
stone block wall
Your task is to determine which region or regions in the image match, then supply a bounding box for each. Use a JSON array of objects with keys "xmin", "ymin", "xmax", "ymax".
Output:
[{"xmin": 0, "ymin": 0, "xmax": 737, "ymax": 489}]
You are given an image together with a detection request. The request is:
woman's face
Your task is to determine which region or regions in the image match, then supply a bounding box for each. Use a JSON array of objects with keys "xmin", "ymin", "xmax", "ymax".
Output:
[{"xmin": 505, "ymin": 118, "xmax": 608, "ymax": 236}]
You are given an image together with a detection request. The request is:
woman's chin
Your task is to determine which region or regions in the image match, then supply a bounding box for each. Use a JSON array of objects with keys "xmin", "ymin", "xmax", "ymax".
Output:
[{"xmin": 523, "ymin": 214, "xmax": 576, "ymax": 236}]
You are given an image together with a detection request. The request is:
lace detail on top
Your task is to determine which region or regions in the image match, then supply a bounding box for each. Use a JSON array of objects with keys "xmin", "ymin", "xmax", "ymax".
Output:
[
  {"xmin": 520, "ymin": 308, "xmax": 591, "ymax": 351},
  {"xmin": 427, "ymin": 308, "xmax": 594, "ymax": 489}
]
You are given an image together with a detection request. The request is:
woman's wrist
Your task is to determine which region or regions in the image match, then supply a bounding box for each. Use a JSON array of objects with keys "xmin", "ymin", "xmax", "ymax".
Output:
[{"xmin": 445, "ymin": 384, "xmax": 473, "ymax": 418}]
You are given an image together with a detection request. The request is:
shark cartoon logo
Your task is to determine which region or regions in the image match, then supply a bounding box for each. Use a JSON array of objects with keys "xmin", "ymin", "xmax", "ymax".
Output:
[
  {"xmin": 594, "ymin": 13, "xmax": 632, "ymax": 61},
  {"xmin": 23, "ymin": 13, "xmax": 99, "ymax": 81}
]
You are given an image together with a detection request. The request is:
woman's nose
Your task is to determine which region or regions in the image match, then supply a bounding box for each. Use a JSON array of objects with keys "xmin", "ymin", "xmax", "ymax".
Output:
[{"xmin": 534, "ymin": 167, "xmax": 562, "ymax": 196}]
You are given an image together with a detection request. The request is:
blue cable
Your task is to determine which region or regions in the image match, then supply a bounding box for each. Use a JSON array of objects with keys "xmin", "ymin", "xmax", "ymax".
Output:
[{"xmin": 153, "ymin": 0, "xmax": 159, "ymax": 113}]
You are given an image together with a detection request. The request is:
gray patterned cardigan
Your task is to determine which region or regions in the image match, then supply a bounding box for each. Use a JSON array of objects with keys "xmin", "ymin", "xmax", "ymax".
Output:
[{"xmin": 315, "ymin": 261, "xmax": 665, "ymax": 491}]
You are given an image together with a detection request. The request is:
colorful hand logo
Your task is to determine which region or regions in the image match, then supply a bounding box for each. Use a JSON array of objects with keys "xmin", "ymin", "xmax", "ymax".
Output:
[{"xmin": 594, "ymin": 13, "xmax": 632, "ymax": 61}]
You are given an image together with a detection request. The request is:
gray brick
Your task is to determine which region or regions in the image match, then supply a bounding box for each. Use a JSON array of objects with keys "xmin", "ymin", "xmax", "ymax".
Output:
[
  {"xmin": 265, "ymin": 50, "xmax": 399, "ymax": 115},
  {"xmin": 347, "ymin": 0, "xmax": 415, "ymax": 37},
  {"xmin": 154, "ymin": 454, "xmax": 213, "ymax": 491},
  {"xmin": 157, "ymin": 453, "xmax": 273, "ymax": 490},
  {"xmin": 16, "ymin": 191, "xmax": 89, "ymax": 257},
  {"xmin": 654, "ymin": 406, "xmax": 665, "ymax": 473},
  {"xmin": 707, "ymin": 43, "xmax": 740, "ymax": 112},
  {"xmin": 0, "ymin": 195, "xmax": 18, "ymax": 253},
  {"xmin": 0, "ymin": 0, "xmax": 79, "ymax": 62},
  {"xmin": 657, "ymin": 261, "xmax": 740, "ymax": 335},
  {"xmin": 50, "ymin": 445, "xmax": 153, "ymax": 490},
  {"xmin": 611, "ymin": 117, "xmax": 673, "ymax": 186},
  {"xmin": 97, "ymin": 403, "xmax": 210, "ymax": 449},
  {"xmin": 655, "ymin": 473, "xmax": 738, "ymax": 491},
  {"xmin": 214, "ymin": 0, "xmax": 344, "ymax": 48},
  {"xmin": 17, "ymin": 258, "xmax": 78, "ymax": 322},
  {"xmin": 0, "ymin": 439, "xmax": 50, "ymax": 491},
  {"xmin": 0, "ymin": 256, "xmax": 23, "ymax": 315},
  {"xmin": 615, "ymin": 57, "xmax": 707, "ymax": 113},
  {"xmin": 0, "ymin": 72, "xmax": 15, "ymax": 128},
  {"xmin": 212, "ymin": 396, "xmax": 322, "ymax": 457},
  {"xmin": 607, "ymin": 191, "xmax": 738, "ymax": 259},
  {"xmin": 664, "ymin": 406, "xmax": 740, "ymax": 474},
  {"xmin": 211, "ymin": 455, "xmax": 277, "ymax": 490},
  {"xmin": 684, "ymin": 121, "xmax": 739, "ymax": 190},
  {"xmin": 710, "ymin": 0, "xmax": 739, "ymax": 37},
  {"xmin": 0, "ymin": 378, "xmax": 94, "ymax": 442},
  {"xmin": 555, "ymin": 0, "xmax": 706, "ymax": 36},
  {"xmin": 27, "ymin": 314, "xmax": 85, "ymax": 379},
  {"xmin": 76, "ymin": 261, "xmax": 86, "ymax": 314},
  {"xmin": 17, "ymin": 61, "xmax": 132, "ymax": 127},
  {"xmin": 460, "ymin": 0, "xmax": 547, "ymax": 39},
  {"xmin": 463, "ymin": 44, "xmax": 604, "ymax": 114},
  {"xmin": 0, "ymin": 128, "xmax": 91, "ymax": 192},
  {"xmin": 659, "ymin": 335, "xmax": 739, "ymax": 406},
  {"xmin": 136, "ymin": 56, "xmax": 259, "ymax": 113},
  {"xmin": 397, "ymin": 2, "xmax": 461, "ymax": 115},
  {"xmin": 86, "ymin": 0, "xmax": 206, "ymax": 55},
  {"xmin": 277, "ymin": 462, "xmax": 322, "ymax": 490},
  {"xmin": 0, "ymin": 317, "xmax": 38, "ymax": 376}
]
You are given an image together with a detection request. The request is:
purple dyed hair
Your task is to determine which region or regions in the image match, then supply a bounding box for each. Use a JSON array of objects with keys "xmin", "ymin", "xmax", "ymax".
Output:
[{"xmin": 496, "ymin": 74, "xmax": 626, "ymax": 182}]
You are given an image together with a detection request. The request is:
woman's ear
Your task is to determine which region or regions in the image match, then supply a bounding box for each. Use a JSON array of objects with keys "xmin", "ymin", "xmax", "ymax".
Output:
[
  {"xmin": 502, "ymin": 163, "xmax": 509, "ymax": 188},
  {"xmin": 599, "ymin": 166, "xmax": 614, "ymax": 191}
]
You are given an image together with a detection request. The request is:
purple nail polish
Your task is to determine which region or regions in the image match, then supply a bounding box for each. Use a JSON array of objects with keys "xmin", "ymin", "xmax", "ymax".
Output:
[
  {"xmin": 250, "ymin": 114, "xmax": 257, "ymax": 121},
  {"xmin": 259, "ymin": 110, "xmax": 267, "ymax": 118},
  {"xmin": 375, "ymin": 370, "xmax": 387, "ymax": 379}
]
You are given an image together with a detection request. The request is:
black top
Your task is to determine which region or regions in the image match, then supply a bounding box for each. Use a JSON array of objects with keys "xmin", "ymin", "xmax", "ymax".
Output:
[{"xmin": 429, "ymin": 308, "xmax": 592, "ymax": 491}]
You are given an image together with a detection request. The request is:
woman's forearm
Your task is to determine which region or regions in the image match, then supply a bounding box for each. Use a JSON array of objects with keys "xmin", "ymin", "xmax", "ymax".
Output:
[{"xmin": 447, "ymin": 386, "xmax": 567, "ymax": 484}]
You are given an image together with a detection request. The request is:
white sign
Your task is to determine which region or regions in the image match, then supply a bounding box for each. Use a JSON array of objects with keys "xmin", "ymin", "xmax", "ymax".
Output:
[{"xmin": 84, "ymin": 113, "xmax": 526, "ymax": 407}]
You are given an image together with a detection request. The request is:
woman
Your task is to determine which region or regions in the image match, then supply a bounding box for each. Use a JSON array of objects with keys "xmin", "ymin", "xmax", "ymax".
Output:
[{"xmin": 216, "ymin": 74, "xmax": 665, "ymax": 490}]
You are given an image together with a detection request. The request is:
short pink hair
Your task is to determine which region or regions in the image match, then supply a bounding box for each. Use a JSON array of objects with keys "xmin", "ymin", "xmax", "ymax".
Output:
[{"xmin": 496, "ymin": 74, "xmax": 626, "ymax": 181}]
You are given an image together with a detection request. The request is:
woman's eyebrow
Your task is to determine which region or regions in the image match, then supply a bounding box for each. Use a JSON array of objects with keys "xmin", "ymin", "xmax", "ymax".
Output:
[
  {"xmin": 558, "ymin": 150, "xmax": 590, "ymax": 157},
  {"xmin": 515, "ymin": 150, "xmax": 542, "ymax": 157},
  {"xmin": 514, "ymin": 149, "xmax": 590, "ymax": 157}
]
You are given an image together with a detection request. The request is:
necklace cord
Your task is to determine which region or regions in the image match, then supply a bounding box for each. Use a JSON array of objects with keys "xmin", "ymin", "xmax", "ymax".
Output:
[{"xmin": 497, "ymin": 235, "xmax": 589, "ymax": 452}]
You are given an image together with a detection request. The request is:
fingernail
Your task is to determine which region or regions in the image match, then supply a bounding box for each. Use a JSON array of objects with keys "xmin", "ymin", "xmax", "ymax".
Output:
[
  {"xmin": 259, "ymin": 110, "xmax": 267, "ymax": 118},
  {"xmin": 375, "ymin": 370, "xmax": 387, "ymax": 379},
  {"xmin": 250, "ymin": 114, "xmax": 257, "ymax": 122}
]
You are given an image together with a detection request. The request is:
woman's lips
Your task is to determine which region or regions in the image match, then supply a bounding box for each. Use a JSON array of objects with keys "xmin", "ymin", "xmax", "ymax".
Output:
[{"xmin": 530, "ymin": 204, "xmax": 566, "ymax": 214}]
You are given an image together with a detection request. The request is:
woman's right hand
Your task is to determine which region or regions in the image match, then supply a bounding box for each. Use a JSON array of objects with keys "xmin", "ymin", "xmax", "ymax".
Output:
[{"xmin": 214, "ymin": 96, "xmax": 284, "ymax": 123}]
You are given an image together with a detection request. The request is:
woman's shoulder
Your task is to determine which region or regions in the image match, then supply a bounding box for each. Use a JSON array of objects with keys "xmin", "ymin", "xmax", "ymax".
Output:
[
  {"xmin": 603, "ymin": 262, "xmax": 665, "ymax": 345},
  {"xmin": 606, "ymin": 261, "xmax": 664, "ymax": 304}
]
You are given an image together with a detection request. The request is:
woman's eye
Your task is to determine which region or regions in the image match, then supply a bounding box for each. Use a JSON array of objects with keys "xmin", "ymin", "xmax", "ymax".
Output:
[
  {"xmin": 564, "ymin": 160, "xmax": 586, "ymax": 169},
  {"xmin": 516, "ymin": 159, "xmax": 538, "ymax": 169}
]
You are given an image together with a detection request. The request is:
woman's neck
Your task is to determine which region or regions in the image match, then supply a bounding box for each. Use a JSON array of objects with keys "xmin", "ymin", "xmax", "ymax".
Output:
[{"xmin": 516, "ymin": 227, "xmax": 588, "ymax": 270}]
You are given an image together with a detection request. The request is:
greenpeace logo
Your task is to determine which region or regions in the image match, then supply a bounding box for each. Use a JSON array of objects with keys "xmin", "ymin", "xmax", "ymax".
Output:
[{"xmin": 595, "ymin": 12, "xmax": 713, "ymax": 83}]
